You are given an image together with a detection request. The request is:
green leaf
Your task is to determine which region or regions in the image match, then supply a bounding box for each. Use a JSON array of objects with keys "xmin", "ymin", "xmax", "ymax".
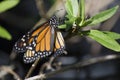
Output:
[
  {"xmin": 65, "ymin": 16, "xmax": 77, "ymax": 30},
  {"xmin": 70, "ymin": 0, "xmax": 79, "ymax": 17},
  {"xmin": 82, "ymin": 5, "xmax": 119, "ymax": 26},
  {"xmin": 65, "ymin": 0, "xmax": 79, "ymax": 17},
  {"xmin": 65, "ymin": 0, "xmax": 80, "ymax": 30},
  {"xmin": 103, "ymin": 31, "xmax": 120, "ymax": 40},
  {"xmin": 80, "ymin": 19, "xmax": 92, "ymax": 27},
  {"xmin": 79, "ymin": 0, "xmax": 85, "ymax": 19},
  {"xmin": 87, "ymin": 30, "xmax": 120, "ymax": 52},
  {"xmin": 58, "ymin": 24, "xmax": 66, "ymax": 29},
  {"xmin": 0, "ymin": 26, "xmax": 12, "ymax": 40},
  {"xmin": 65, "ymin": 0, "xmax": 73, "ymax": 17},
  {"xmin": 79, "ymin": 0, "xmax": 85, "ymax": 26},
  {"xmin": 0, "ymin": 0, "xmax": 20, "ymax": 13}
]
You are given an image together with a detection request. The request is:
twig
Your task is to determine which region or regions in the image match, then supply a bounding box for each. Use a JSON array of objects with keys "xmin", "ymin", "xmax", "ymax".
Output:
[
  {"xmin": 25, "ymin": 54, "xmax": 120, "ymax": 80},
  {"xmin": 9, "ymin": 50, "xmax": 17, "ymax": 61},
  {"xmin": 25, "ymin": 58, "xmax": 40, "ymax": 78},
  {"xmin": 0, "ymin": 65, "xmax": 22, "ymax": 80},
  {"xmin": 25, "ymin": 74, "xmax": 45, "ymax": 80},
  {"xmin": 35, "ymin": 0, "xmax": 47, "ymax": 18},
  {"xmin": 39, "ymin": 57, "xmax": 55, "ymax": 74},
  {"xmin": 34, "ymin": 0, "xmax": 66, "ymax": 28}
]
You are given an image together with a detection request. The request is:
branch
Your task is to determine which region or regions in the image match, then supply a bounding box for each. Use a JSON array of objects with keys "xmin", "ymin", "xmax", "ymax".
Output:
[
  {"xmin": 25, "ymin": 54, "xmax": 120, "ymax": 80},
  {"xmin": 35, "ymin": 0, "xmax": 47, "ymax": 18},
  {"xmin": 25, "ymin": 58, "xmax": 40, "ymax": 78},
  {"xmin": 39, "ymin": 57, "xmax": 55, "ymax": 74},
  {"xmin": 0, "ymin": 65, "xmax": 22, "ymax": 80},
  {"xmin": 34, "ymin": 0, "xmax": 66, "ymax": 28}
]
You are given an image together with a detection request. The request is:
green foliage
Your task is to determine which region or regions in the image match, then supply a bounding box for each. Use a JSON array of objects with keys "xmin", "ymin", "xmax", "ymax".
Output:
[
  {"xmin": 59, "ymin": 0, "xmax": 120, "ymax": 52},
  {"xmin": 60, "ymin": 0, "xmax": 119, "ymax": 28},
  {"xmin": 63, "ymin": 0, "xmax": 78, "ymax": 30},
  {"xmin": 0, "ymin": 0, "xmax": 20, "ymax": 13},
  {"xmin": 0, "ymin": 26, "xmax": 12, "ymax": 40},
  {"xmin": 88, "ymin": 30, "xmax": 120, "ymax": 52},
  {"xmin": 103, "ymin": 31, "xmax": 120, "ymax": 40},
  {"xmin": 0, "ymin": 0, "xmax": 20, "ymax": 40},
  {"xmin": 82, "ymin": 6, "xmax": 119, "ymax": 26},
  {"xmin": 58, "ymin": 24, "xmax": 66, "ymax": 29},
  {"xmin": 79, "ymin": 0, "xmax": 85, "ymax": 26},
  {"xmin": 65, "ymin": 0, "xmax": 79, "ymax": 17}
]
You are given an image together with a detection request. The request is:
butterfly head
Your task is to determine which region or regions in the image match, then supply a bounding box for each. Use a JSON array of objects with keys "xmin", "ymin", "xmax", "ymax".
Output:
[{"xmin": 49, "ymin": 15, "xmax": 59, "ymax": 28}]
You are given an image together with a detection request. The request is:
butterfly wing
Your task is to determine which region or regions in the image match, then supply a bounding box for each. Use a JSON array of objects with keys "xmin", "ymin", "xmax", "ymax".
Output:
[
  {"xmin": 14, "ymin": 15, "xmax": 66, "ymax": 63},
  {"xmin": 54, "ymin": 31, "xmax": 65, "ymax": 56},
  {"xmin": 23, "ymin": 23, "xmax": 56, "ymax": 63},
  {"xmin": 33, "ymin": 24, "xmax": 55, "ymax": 58},
  {"xmin": 14, "ymin": 32, "xmax": 30, "ymax": 53},
  {"xmin": 13, "ymin": 22, "xmax": 45, "ymax": 53}
]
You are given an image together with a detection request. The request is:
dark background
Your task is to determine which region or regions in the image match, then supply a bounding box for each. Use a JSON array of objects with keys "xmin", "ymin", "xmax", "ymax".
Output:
[{"xmin": 0, "ymin": 0, "xmax": 120, "ymax": 80}]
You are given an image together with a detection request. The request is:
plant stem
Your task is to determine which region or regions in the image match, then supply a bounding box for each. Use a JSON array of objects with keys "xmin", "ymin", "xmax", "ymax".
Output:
[
  {"xmin": 25, "ymin": 54, "xmax": 120, "ymax": 80},
  {"xmin": 25, "ymin": 58, "xmax": 40, "ymax": 78}
]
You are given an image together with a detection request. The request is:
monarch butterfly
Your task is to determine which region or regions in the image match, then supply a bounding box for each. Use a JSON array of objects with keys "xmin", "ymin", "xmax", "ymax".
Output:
[{"xmin": 14, "ymin": 15, "xmax": 66, "ymax": 63}]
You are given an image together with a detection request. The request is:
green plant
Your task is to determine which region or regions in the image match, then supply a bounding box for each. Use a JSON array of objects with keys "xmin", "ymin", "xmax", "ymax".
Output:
[
  {"xmin": 59, "ymin": 0, "xmax": 120, "ymax": 52},
  {"xmin": 0, "ymin": 0, "xmax": 20, "ymax": 40}
]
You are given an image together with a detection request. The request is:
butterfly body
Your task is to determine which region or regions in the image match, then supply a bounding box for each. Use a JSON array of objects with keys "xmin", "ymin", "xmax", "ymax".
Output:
[{"xmin": 14, "ymin": 16, "xmax": 66, "ymax": 63}]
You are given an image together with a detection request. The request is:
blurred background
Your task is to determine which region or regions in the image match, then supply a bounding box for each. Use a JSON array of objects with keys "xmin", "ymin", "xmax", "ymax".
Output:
[{"xmin": 0, "ymin": 0, "xmax": 120, "ymax": 80}]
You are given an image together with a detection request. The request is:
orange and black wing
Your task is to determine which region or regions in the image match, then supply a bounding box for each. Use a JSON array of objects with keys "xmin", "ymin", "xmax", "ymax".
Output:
[
  {"xmin": 53, "ymin": 31, "xmax": 65, "ymax": 56},
  {"xmin": 13, "ymin": 23, "xmax": 48, "ymax": 53},
  {"xmin": 14, "ymin": 15, "xmax": 65, "ymax": 63},
  {"xmin": 23, "ymin": 22, "xmax": 56, "ymax": 63},
  {"xmin": 14, "ymin": 32, "xmax": 30, "ymax": 53}
]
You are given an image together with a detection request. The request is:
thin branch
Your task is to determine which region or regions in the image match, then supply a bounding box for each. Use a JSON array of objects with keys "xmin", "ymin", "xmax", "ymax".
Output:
[
  {"xmin": 35, "ymin": 0, "xmax": 47, "ymax": 18},
  {"xmin": 34, "ymin": 0, "xmax": 66, "ymax": 28},
  {"xmin": 25, "ymin": 74, "xmax": 45, "ymax": 80},
  {"xmin": 39, "ymin": 57, "xmax": 55, "ymax": 74},
  {"xmin": 0, "ymin": 65, "xmax": 22, "ymax": 80},
  {"xmin": 25, "ymin": 58, "xmax": 40, "ymax": 78},
  {"xmin": 9, "ymin": 50, "xmax": 17, "ymax": 61},
  {"xmin": 25, "ymin": 54, "xmax": 120, "ymax": 80}
]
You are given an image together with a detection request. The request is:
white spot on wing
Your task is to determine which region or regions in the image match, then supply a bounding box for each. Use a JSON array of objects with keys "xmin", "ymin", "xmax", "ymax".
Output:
[{"xmin": 28, "ymin": 47, "xmax": 32, "ymax": 50}]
